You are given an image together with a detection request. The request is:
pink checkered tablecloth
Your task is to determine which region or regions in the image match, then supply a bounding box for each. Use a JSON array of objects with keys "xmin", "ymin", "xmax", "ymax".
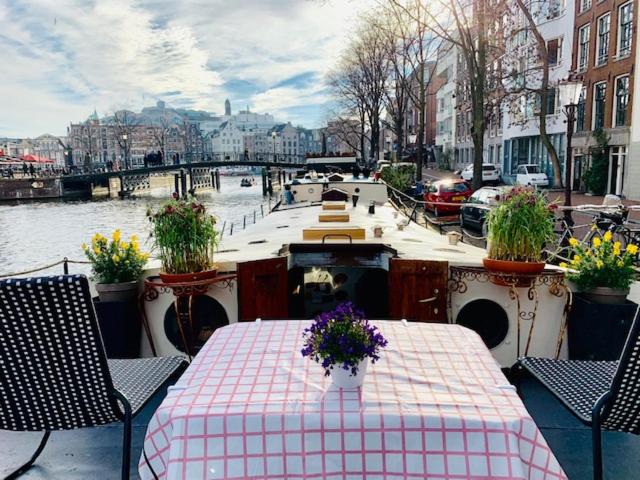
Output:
[{"xmin": 139, "ymin": 321, "xmax": 566, "ymax": 479}]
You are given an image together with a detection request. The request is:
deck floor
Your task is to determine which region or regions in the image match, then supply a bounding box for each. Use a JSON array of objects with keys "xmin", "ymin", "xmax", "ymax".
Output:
[{"xmin": 1, "ymin": 377, "xmax": 639, "ymax": 479}]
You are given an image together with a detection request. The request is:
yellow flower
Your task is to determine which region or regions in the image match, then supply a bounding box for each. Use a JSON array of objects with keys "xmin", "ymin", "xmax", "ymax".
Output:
[
  {"xmin": 569, "ymin": 238, "xmax": 579, "ymax": 247},
  {"xmin": 112, "ymin": 230, "xmax": 121, "ymax": 242},
  {"xmin": 131, "ymin": 234, "xmax": 138, "ymax": 242},
  {"xmin": 559, "ymin": 262, "xmax": 568, "ymax": 268},
  {"xmin": 81, "ymin": 243, "xmax": 87, "ymax": 251},
  {"xmin": 573, "ymin": 255, "xmax": 581, "ymax": 262},
  {"xmin": 585, "ymin": 249, "xmax": 592, "ymax": 256},
  {"xmin": 617, "ymin": 260, "xmax": 624, "ymax": 267},
  {"xmin": 613, "ymin": 242, "xmax": 621, "ymax": 256},
  {"xmin": 627, "ymin": 244, "xmax": 639, "ymax": 255},
  {"xmin": 603, "ymin": 231, "xmax": 613, "ymax": 242},
  {"xmin": 596, "ymin": 259, "xmax": 604, "ymax": 269},
  {"xmin": 131, "ymin": 241, "xmax": 140, "ymax": 252},
  {"xmin": 593, "ymin": 237, "xmax": 601, "ymax": 248},
  {"xmin": 112, "ymin": 254, "xmax": 120, "ymax": 263},
  {"xmin": 119, "ymin": 241, "xmax": 128, "ymax": 249},
  {"xmin": 591, "ymin": 224, "xmax": 597, "ymax": 231},
  {"xmin": 93, "ymin": 246, "xmax": 101, "ymax": 255}
]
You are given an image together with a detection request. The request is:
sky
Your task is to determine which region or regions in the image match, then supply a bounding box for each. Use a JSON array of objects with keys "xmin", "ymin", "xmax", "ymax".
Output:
[{"xmin": 0, "ymin": 0, "xmax": 376, "ymax": 138}]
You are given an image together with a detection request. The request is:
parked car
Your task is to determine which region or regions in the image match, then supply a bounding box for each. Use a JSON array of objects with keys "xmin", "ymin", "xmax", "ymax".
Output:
[
  {"xmin": 424, "ymin": 179, "xmax": 473, "ymax": 216},
  {"xmin": 460, "ymin": 163, "xmax": 501, "ymax": 184},
  {"xmin": 459, "ymin": 186, "xmax": 513, "ymax": 235},
  {"xmin": 515, "ymin": 164, "xmax": 549, "ymax": 187}
]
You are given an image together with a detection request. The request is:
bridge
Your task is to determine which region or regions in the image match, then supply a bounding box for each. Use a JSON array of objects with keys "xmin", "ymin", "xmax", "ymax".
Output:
[{"xmin": 61, "ymin": 160, "xmax": 302, "ymax": 199}]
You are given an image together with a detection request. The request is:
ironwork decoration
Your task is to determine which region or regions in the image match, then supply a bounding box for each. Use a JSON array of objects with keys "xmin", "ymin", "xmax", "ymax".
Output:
[
  {"xmin": 447, "ymin": 266, "xmax": 571, "ymax": 359},
  {"xmin": 139, "ymin": 274, "xmax": 237, "ymax": 359}
]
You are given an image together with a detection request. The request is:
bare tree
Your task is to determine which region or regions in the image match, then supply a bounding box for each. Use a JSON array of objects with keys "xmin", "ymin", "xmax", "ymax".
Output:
[
  {"xmin": 150, "ymin": 113, "xmax": 173, "ymax": 165},
  {"xmin": 329, "ymin": 20, "xmax": 390, "ymax": 164},
  {"xmin": 506, "ymin": 0, "xmax": 563, "ymax": 188},
  {"xmin": 383, "ymin": 1, "xmax": 441, "ymax": 181},
  {"xmin": 79, "ymin": 121, "xmax": 98, "ymax": 170},
  {"xmin": 112, "ymin": 110, "xmax": 138, "ymax": 170},
  {"xmin": 327, "ymin": 61, "xmax": 370, "ymax": 160},
  {"xmin": 390, "ymin": 0, "xmax": 506, "ymax": 189}
]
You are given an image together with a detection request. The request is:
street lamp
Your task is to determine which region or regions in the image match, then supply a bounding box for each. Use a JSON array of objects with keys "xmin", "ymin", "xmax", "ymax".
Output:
[
  {"xmin": 271, "ymin": 131, "xmax": 277, "ymax": 163},
  {"xmin": 122, "ymin": 133, "xmax": 128, "ymax": 170},
  {"xmin": 558, "ymin": 76, "xmax": 583, "ymax": 227}
]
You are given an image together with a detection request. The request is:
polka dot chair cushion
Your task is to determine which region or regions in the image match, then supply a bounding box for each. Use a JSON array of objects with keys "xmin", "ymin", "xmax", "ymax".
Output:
[{"xmin": 0, "ymin": 275, "xmax": 124, "ymax": 431}]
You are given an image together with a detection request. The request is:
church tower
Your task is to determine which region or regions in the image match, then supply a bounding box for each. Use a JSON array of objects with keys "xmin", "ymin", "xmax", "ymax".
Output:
[{"xmin": 224, "ymin": 99, "xmax": 231, "ymax": 116}]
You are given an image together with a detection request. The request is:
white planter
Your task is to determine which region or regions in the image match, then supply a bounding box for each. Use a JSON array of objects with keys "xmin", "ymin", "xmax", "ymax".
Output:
[{"xmin": 330, "ymin": 358, "xmax": 369, "ymax": 389}]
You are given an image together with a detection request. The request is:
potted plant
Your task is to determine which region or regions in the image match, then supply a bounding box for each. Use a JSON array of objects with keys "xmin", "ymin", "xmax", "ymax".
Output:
[
  {"xmin": 301, "ymin": 302, "xmax": 388, "ymax": 389},
  {"xmin": 562, "ymin": 233, "xmax": 637, "ymax": 304},
  {"xmin": 562, "ymin": 234, "xmax": 638, "ymax": 360},
  {"xmin": 148, "ymin": 198, "xmax": 219, "ymax": 283},
  {"xmin": 483, "ymin": 186, "xmax": 555, "ymax": 276},
  {"xmin": 83, "ymin": 230, "xmax": 149, "ymax": 302}
]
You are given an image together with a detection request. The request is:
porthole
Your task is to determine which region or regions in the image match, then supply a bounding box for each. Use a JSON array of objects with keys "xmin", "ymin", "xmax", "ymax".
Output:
[
  {"xmin": 308, "ymin": 188, "xmax": 315, "ymax": 194},
  {"xmin": 456, "ymin": 299, "xmax": 509, "ymax": 349}
]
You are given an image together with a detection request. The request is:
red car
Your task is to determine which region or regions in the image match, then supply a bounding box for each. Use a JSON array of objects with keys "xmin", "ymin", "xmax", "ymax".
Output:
[{"xmin": 424, "ymin": 179, "xmax": 473, "ymax": 216}]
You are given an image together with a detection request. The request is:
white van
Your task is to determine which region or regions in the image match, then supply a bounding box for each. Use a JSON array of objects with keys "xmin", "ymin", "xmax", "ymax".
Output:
[{"xmin": 515, "ymin": 164, "xmax": 549, "ymax": 187}]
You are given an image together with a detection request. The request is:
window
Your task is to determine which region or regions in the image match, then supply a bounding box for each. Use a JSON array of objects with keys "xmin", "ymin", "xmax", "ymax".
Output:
[
  {"xmin": 618, "ymin": 2, "xmax": 633, "ymax": 57},
  {"xmin": 546, "ymin": 88, "xmax": 558, "ymax": 115},
  {"xmin": 596, "ymin": 14, "xmax": 610, "ymax": 66},
  {"xmin": 580, "ymin": 0, "xmax": 591, "ymax": 13},
  {"xmin": 547, "ymin": 38, "xmax": 562, "ymax": 66},
  {"xmin": 592, "ymin": 82, "xmax": 607, "ymax": 130},
  {"xmin": 614, "ymin": 76, "xmax": 629, "ymax": 127},
  {"xmin": 578, "ymin": 24, "xmax": 590, "ymax": 71},
  {"xmin": 576, "ymin": 86, "xmax": 587, "ymax": 131}
]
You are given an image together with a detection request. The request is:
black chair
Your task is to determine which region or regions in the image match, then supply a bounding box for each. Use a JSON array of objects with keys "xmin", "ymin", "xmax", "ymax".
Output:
[
  {"xmin": 0, "ymin": 275, "xmax": 188, "ymax": 479},
  {"xmin": 518, "ymin": 306, "xmax": 640, "ymax": 480}
]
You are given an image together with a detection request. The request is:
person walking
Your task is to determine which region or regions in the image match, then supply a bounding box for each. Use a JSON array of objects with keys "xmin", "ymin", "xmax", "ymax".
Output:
[
  {"xmin": 29, "ymin": 163, "xmax": 35, "ymax": 178},
  {"xmin": 22, "ymin": 162, "xmax": 28, "ymax": 177}
]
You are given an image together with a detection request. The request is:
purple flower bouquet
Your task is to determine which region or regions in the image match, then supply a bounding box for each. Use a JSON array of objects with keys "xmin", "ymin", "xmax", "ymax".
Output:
[{"xmin": 301, "ymin": 302, "xmax": 388, "ymax": 387}]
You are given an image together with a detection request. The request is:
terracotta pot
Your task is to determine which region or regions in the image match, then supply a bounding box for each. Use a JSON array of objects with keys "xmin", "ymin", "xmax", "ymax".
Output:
[
  {"xmin": 483, "ymin": 258, "xmax": 546, "ymax": 287},
  {"xmin": 96, "ymin": 281, "xmax": 138, "ymax": 303},
  {"xmin": 158, "ymin": 269, "xmax": 218, "ymax": 284},
  {"xmin": 583, "ymin": 286, "xmax": 629, "ymax": 305}
]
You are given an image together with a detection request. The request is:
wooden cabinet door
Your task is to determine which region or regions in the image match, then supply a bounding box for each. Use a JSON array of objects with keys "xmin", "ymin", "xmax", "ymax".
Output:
[
  {"xmin": 388, "ymin": 259, "xmax": 448, "ymax": 322},
  {"xmin": 237, "ymin": 257, "xmax": 288, "ymax": 321}
]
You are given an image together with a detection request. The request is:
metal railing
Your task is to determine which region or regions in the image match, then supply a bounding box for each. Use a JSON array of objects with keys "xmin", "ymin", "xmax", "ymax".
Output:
[
  {"xmin": 0, "ymin": 258, "xmax": 91, "ymax": 279},
  {"xmin": 218, "ymin": 197, "xmax": 274, "ymax": 239}
]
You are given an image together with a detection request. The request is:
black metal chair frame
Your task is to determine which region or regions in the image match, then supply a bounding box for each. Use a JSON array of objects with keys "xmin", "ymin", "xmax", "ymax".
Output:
[
  {"xmin": 0, "ymin": 276, "xmax": 188, "ymax": 480},
  {"xmin": 518, "ymin": 306, "xmax": 640, "ymax": 480}
]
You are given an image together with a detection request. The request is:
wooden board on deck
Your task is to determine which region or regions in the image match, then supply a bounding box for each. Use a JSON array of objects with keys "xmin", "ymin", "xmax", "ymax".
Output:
[
  {"xmin": 302, "ymin": 226, "xmax": 365, "ymax": 241},
  {"xmin": 318, "ymin": 213, "xmax": 350, "ymax": 222},
  {"xmin": 322, "ymin": 202, "xmax": 346, "ymax": 211}
]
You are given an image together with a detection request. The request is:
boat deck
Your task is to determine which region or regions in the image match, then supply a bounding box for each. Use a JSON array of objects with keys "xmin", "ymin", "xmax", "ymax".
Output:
[{"xmin": 1, "ymin": 376, "xmax": 639, "ymax": 479}]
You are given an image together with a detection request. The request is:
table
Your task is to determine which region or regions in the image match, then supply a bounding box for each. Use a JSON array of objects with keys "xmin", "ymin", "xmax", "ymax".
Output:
[{"xmin": 139, "ymin": 321, "xmax": 566, "ymax": 479}]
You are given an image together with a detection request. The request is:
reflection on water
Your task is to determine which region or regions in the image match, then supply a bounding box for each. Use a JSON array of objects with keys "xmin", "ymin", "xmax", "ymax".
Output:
[{"xmin": 0, "ymin": 183, "xmax": 267, "ymax": 276}]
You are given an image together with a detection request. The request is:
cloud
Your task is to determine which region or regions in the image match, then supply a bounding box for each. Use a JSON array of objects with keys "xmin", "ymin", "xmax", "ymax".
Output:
[{"xmin": 0, "ymin": 0, "xmax": 376, "ymax": 136}]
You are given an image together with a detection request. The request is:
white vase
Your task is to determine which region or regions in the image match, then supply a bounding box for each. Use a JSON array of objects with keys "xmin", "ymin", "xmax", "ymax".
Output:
[{"xmin": 330, "ymin": 358, "xmax": 369, "ymax": 389}]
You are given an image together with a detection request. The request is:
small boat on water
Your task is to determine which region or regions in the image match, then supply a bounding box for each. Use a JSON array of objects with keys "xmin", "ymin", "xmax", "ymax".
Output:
[{"xmin": 240, "ymin": 177, "xmax": 254, "ymax": 187}]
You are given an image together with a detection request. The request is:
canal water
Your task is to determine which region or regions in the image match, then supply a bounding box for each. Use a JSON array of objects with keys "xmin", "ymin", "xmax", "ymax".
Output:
[{"xmin": 0, "ymin": 182, "xmax": 267, "ymax": 276}]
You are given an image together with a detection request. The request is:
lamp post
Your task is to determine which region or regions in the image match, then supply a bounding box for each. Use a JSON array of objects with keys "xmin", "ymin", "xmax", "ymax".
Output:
[
  {"xmin": 558, "ymin": 77, "xmax": 583, "ymax": 227},
  {"xmin": 271, "ymin": 131, "xmax": 277, "ymax": 163},
  {"xmin": 122, "ymin": 133, "xmax": 128, "ymax": 170}
]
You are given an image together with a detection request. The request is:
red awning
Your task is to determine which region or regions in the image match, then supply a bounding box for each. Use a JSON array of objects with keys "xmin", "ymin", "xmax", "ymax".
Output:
[{"xmin": 19, "ymin": 154, "xmax": 54, "ymax": 164}]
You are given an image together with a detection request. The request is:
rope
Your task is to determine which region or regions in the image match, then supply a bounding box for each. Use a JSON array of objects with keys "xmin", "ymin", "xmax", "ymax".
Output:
[{"xmin": 0, "ymin": 259, "xmax": 90, "ymax": 279}]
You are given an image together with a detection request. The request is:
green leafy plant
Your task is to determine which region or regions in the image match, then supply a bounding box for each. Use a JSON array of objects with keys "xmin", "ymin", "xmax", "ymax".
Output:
[
  {"xmin": 583, "ymin": 129, "xmax": 609, "ymax": 196},
  {"xmin": 83, "ymin": 230, "xmax": 149, "ymax": 284},
  {"xmin": 147, "ymin": 198, "xmax": 219, "ymax": 274},
  {"xmin": 486, "ymin": 186, "xmax": 555, "ymax": 262},
  {"xmin": 563, "ymin": 233, "xmax": 638, "ymax": 291},
  {"xmin": 380, "ymin": 164, "xmax": 416, "ymax": 191}
]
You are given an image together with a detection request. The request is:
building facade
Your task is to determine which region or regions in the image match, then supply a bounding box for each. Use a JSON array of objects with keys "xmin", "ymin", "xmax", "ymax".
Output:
[
  {"xmin": 571, "ymin": 0, "xmax": 636, "ymax": 196},
  {"xmin": 502, "ymin": 0, "xmax": 575, "ymax": 185}
]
